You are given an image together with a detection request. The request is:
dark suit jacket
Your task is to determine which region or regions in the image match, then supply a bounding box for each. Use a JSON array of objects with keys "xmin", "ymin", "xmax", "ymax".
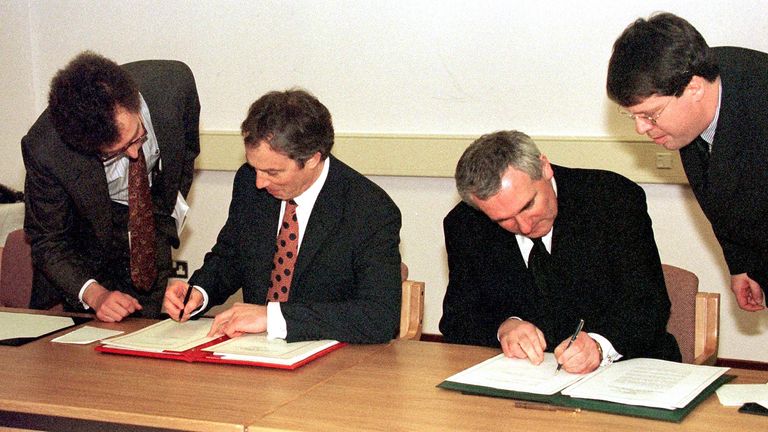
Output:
[
  {"xmin": 679, "ymin": 46, "xmax": 768, "ymax": 287},
  {"xmin": 440, "ymin": 166, "xmax": 680, "ymax": 362},
  {"xmin": 189, "ymin": 156, "xmax": 402, "ymax": 344},
  {"xmin": 22, "ymin": 60, "xmax": 200, "ymax": 316}
]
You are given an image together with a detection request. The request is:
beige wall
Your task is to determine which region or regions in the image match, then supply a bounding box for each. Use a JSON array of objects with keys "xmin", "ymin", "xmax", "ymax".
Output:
[{"xmin": 2, "ymin": 1, "xmax": 767, "ymax": 361}]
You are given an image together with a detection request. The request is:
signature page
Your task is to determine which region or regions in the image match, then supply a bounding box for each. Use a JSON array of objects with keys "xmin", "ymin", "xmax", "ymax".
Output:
[
  {"xmin": 102, "ymin": 318, "xmax": 216, "ymax": 352},
  {"xmin": 444, "ymin": 353, "xmax": 587, "ymax": 395}
]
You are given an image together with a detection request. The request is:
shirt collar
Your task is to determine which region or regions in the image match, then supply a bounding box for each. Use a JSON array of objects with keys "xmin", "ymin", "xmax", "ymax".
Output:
[
  {"xmin": 515, "ymin": 175, "xmax": 557, "ymax": 257},
  {"xmin": 700, "ymin": 80, "xmax": 722, "ymax": 146},
  {"xmin": 292, "ymin": 156, "xmax": 330, "ymax": 210}
]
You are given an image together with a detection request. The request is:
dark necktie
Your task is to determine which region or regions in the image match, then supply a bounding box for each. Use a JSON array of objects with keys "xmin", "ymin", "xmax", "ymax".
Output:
[
  {"xmin": 128, "ymin": 147, "xmax": 157, "ymax": 291},
  {"xmin": 528, "ymin": 237, "xmax": 552, "ymax": 295},
  {"xmin": 693, "ymin": 137, "xmax": 711, "ymax": 167},
  {"xmin": 691, "ymin": 137, "xmax": 711, "ymax": 187},
  {"xmin": 267, "ymin": 200, "xmax": 299, "ymax": 302}
]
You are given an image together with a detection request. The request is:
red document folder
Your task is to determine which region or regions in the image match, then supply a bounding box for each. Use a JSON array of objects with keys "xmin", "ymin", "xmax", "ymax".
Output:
[{"xmin": 95, "ymin": 320, "xmax": 345, "ymax": 370}]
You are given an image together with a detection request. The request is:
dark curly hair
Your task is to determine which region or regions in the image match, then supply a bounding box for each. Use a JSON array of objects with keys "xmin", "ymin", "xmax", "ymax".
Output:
[
  {"xmin": 240, "ymin": 88, "xmax": 334, "ymax": 167},
  {"xmin": 607, "ymin": 12, "xmax": 719, "ymax": 106},
  {"xmin": 48, "ymin": 51, "xmax": 140, "ymax": 154}
]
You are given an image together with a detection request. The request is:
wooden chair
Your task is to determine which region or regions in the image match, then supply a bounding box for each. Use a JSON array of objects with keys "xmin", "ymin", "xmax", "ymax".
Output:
[
  {"xmin": 399, "ymin": 263, "xmax": 425, "ymax": 340},
  {"xmin": 662, "ymin": 264, "xmax": 720, "ymax": 365}
]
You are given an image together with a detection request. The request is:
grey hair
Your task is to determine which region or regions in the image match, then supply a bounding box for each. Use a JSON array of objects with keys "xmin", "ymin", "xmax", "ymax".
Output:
[{"xmin": 455, "ymin": 130, "xmax": 542, "ymax": 207}]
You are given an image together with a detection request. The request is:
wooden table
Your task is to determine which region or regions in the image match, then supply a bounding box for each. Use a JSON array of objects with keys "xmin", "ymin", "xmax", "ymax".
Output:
[
  {"xmin": 1, "ymin": 310, "xmax": 767, "ymax": 431},
  {"xmin": 253, "ymin": 341, "xmax": 768, "ymax": 432},
  {"xmin": 0, "ymin": 311, "xmax": 383, "ymax": 431}
]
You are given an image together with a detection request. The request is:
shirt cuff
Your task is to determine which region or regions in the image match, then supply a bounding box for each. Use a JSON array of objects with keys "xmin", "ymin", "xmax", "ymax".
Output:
[
  {"xmin": 266, "ymin": 302, "xmax": 287, "ymax": 340},
  {"xmin": 588, "ymin": 332, "xmax": 623, "ymax": 366},
  {"xmin": 190, "ymin": 285, "xmax": 209, "ymax": 317},
  {"xmin": 78, "ymin": 279, "xmax": 98, "ymax": 310}
]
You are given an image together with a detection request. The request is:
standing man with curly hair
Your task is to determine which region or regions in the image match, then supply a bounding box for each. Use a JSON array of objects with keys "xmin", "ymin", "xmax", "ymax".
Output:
[{"xmin": 22, "ymin": 51, "xmax": 200, "ymax": 321}]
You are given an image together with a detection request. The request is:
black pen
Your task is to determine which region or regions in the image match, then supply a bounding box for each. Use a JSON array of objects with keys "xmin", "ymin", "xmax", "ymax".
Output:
[
  {"xmin": 556, "ymin": 318, "xmax": 584, "ymax": 374},
  {"xmin": 179, "ymin": 285, "xmax": 193, "ymax": 320}
]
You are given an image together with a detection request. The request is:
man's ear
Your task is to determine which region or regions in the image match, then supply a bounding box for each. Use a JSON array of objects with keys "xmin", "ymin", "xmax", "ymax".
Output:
[
  {"xmin": 687, "ymin": 75, "xmax": 707, "ymax": 102},
  {"xmin": 304, "ymin": 152, "xmax": 322, "ymax": 169},
  {"xmin": 540, "ymin": 154, "xmax": 554, "ymax": 180}
]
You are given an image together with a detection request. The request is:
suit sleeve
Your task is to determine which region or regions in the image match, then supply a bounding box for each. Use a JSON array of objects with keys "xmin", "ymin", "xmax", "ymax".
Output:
[
  {"xmin": 22, "ymin": 133, "xmax": 95, "ymax": 305},
  {"xmin": 281, "ymin": 190, "xmax": 402, "ymax": 344},
  {"xmin": 439, "ymin": 207, "xmax": 506, "ymax": 347},
  {"xmin": 178, "ymin": 65, "xmax": 200, "ymax": 199},
  {"xmin": 589, "ymin": 180, "xmax": 678, "ymax": 361}
]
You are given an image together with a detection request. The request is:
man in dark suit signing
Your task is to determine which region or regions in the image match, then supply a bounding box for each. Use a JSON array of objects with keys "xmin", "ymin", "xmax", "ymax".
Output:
[
  {"xmin": 607, "ymin": 12, "xmax": 768, "ymax": 312},
  {"xmin": 440, "ymin": 131, "xmax": 680, "ymax": 374},
  {"xmin": 22, "ymin": 51, "xmax": 200, "ymax": 321},
  {"xmin": 164, "ymin": 89, "xmax": 402, "ymax": 344}
]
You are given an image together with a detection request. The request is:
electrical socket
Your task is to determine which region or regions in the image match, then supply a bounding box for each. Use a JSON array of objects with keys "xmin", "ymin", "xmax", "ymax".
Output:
[{"xmin": 172, "ymin": 260, "xmax": 189, "ymax": 279}]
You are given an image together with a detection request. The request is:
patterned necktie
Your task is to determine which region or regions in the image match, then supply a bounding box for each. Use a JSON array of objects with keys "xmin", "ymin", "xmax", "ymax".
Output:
[
  {"xmin": 528, "ymin": 237, "xmax": 551, "ymax": 295},
  {"xmin": 267, "ymin": 200, "xmax": 299, "ymax": 302},
  {"xmin": 128, "ymin": 147, "xmax": 157, "ymax": 291}
]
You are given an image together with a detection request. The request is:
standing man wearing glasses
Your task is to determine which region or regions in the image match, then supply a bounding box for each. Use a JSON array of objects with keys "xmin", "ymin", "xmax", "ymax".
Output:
[
  {"xmin": 607, "ymin": 12, "xmax": 768, "ymax": 312},
  {"xmin": 22, "ymin": 51, "xmax": 200, "ymax": 321}
]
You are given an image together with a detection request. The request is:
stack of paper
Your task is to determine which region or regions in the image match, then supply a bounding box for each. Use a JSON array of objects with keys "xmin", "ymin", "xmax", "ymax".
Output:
[
  {"xmin": 716, "ymin": 383, "xmax": 768, "ymax": 406},
  {"xmin": 0, "ymin": 312, "xmax": 75, "ymax": 344},
  {"xmin": 561, "ymin": 358, "xmax": 729, "ymax": 409}
]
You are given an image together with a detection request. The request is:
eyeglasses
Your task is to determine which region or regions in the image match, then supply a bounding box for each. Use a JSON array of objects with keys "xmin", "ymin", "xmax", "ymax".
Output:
[
  {"xmin": 617, "ymin": 97, "xmax": 674, "ymax": 126},
  {"xmin": 99, "ymin": 118, "xmax": 148, "ymax": 164}
]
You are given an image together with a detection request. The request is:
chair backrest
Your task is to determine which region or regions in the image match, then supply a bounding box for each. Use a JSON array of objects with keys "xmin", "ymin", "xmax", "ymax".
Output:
[
  {"xmin": 399, "ymin": 263, "xmax": 425, "ymax": 340},
  {"xmin": 0, "ymin": 229, "xmax": 34, "ymax": 308},
  {"xmin": 662, "ymin": 264, "xmax": 719, "ymax": 365}
]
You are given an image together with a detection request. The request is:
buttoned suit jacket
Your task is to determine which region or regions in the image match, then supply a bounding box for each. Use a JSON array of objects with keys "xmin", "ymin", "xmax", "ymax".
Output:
[
  {"xmin": 189, "ymin": 156, "xmax": 402, "ymax": 344},
  {"xmin": 440, "ymin": 165, "xmax": 680, "ymax": 362},
  {"xmin": 679, "ymin": 46, "xmax": 768, "ymax": 287},
  {"xmin": 22, "ymin": 60, "xmax": 200, "ymax": 315}
]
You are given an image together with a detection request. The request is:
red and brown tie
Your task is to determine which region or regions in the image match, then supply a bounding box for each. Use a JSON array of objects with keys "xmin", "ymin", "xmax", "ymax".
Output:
[
  {"xmin": 128, "ymin": 147, "xmax": 157, "ymax": 291},
  {"xmin": 267, "ymin": 200, "xmax": 299, "ymax": 302}
]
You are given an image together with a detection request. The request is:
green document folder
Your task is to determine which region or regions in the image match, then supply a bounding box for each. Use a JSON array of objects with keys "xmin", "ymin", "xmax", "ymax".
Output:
[{"xmin": 438, "ymin": 374, "xmax": 734, "ymax": 423}]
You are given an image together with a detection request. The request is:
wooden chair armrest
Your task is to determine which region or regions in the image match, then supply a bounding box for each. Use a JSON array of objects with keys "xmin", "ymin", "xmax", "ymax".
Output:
[
  {"xmin": 694, "ymin": 292, "xmax": 720, "ymax": 365},
  {"xmin": 400, "ymin": 280, "xmax": 425, "ymax": 340}
]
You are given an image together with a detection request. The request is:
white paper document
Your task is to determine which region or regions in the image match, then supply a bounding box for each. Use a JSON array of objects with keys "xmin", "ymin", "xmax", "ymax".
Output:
[
  {"xmin": 102, "ymin": 318, "xmax": 216, "ymax": 352},
  {"xmin": 561, "ymin": 358, "xmax": 729, "ymax": 409},
  {"xmin": 51, "ymin": 326, "xmax": 124, "ymax": 344},
  {"xmin": 0, "ymin": 312, "xmax": 74, "ymax": 341},
  {"xmin": 202, "ymin": 334, "xmax": 340, "ymax": 366},
  {"xmin": 443, "ymin": 353, "xmax": 588, "ymax": 395},
  {"xmin": 715, "ymin": 383, "xmax": 768, "ymax": 406}
]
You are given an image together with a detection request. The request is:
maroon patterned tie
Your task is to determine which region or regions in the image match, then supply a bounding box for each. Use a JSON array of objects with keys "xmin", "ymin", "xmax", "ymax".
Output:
[
  {"xmin": 128, "ymin": 147, "xmax": 157, "ymax": 291},
  {"xmin": 267, "ymin": 200, "xmax": 299, "ymax": 302}
]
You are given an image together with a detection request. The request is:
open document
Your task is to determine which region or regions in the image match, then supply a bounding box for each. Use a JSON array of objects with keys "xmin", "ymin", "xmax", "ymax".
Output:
[
  {"xmin": 439, "ymin": 353, "xmax": 732, "ymax": 422},
  {"xmin": 97, "ymin": 318, "xmax": 344, "ymax": 369}
]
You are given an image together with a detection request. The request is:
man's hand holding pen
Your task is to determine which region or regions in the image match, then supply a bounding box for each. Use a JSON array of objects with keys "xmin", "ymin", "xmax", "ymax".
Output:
[
  {"xmin": 163, "ymin": 280, "xmax": 203, "ymax": 322},
  {"xmin": 553, "ymin": 331, "xmax": 601, "ymax": 374}
]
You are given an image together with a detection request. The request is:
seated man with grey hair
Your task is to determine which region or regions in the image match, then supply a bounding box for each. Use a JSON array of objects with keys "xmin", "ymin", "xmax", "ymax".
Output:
[{"xmin": 440, "ymin": 130, "xmax": 680, "ymax": 374}]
